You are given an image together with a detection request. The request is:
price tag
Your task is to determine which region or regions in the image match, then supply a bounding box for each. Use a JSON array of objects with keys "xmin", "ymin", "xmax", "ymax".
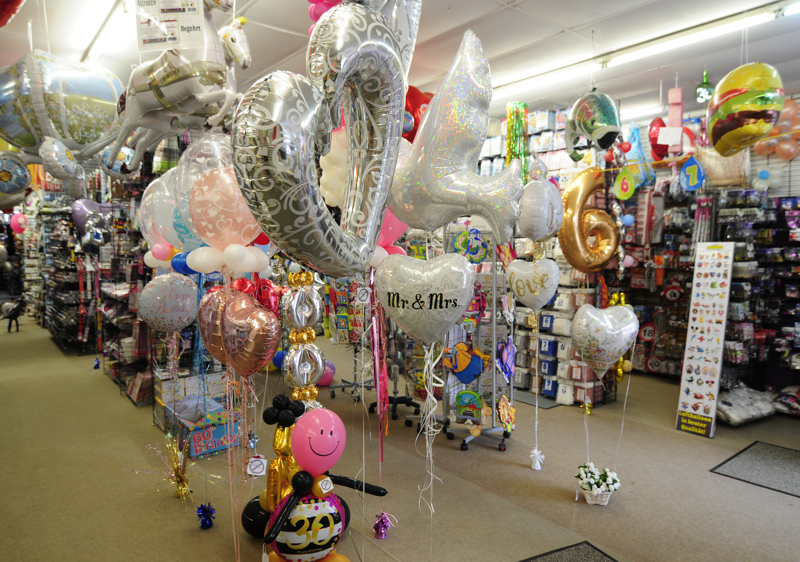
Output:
[
  {"xmin": 613, "ymin": 168, "xmax": 637, "ymax": 201},
  {"xmin": 679, "ymin": 156, "xmax": 704, "ymax": 192},
  {"xmin": 354, "ymin": 286, "xmax": 372, "ymax": 305}
]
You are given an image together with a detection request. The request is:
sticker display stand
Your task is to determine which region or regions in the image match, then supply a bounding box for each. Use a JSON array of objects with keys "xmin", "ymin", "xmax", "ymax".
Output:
[{"xmin": 675, "ymin": 242, "xmax": 734, "ymax": 438}]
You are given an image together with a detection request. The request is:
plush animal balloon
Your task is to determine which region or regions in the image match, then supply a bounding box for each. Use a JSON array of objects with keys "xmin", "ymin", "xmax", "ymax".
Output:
[
  {"xmin": 707, "ymin": 62, "xmax": 784, "ymax": 157},
  {"xmin": 566, "ymin": 90, "xmax": 621, "ymax": 162},
  {"xmin": 0, "ymin": 50, "xmax": 124, "ymax": 178},
  {"xmin": 388, "ymin": 31, "xmax": 524, "ymax": 244},
  {"xmin": 558, "ymin": 167, "xmax": 620, "ymax": 273}
]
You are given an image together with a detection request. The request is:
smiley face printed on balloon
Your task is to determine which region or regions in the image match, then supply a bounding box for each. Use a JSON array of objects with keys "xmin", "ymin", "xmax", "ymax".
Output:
[{"xmin": 291, "ymin": 408, "xmax": 346, "ymax": 477}]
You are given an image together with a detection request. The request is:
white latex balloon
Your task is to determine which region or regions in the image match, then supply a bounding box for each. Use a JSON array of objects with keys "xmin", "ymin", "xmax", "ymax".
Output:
[
  {"xmin": 288, "ymin": 263, "xmax": 302, "ymax": 273},
  {"xmin": 259, "ymin": 266, "xmax": 274, "ymax": 279},
  {"xmin": 571, "ymin": 304, "xmax": 639, "ymax": 373},
  {"xmin": 368, "ymin": 246, "xmax": 389, "ymax": 267},
  {"xmin": 223, "ymin": 244, "xmax": 258, "ymax": 272},
  {"xmin": 190, "ymin": 247, "xmax": 225, "ymax": 274},
  {"xmin": 507, "ymin": 258, "xmax": 559, "ymax": 312},
  {"xmin": 247, "ymin": 246, "xmax": 270, "ymax": 271},
  {"xmin": 518, "ymin": 178, "xmax": 564, "ymax": 242},
  {"xmin": 375, "ymin": 254, "xmax": 475, "ymax": 344},
  {"xmin": 318, "ymin": 128, "xmax": 348, "ymax": 207},
  {"xmin": 144, "ymin": 251, "xmax": 159, "ymax": 268}
]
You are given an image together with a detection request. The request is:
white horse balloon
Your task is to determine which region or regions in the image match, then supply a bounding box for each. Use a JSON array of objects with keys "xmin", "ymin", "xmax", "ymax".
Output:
[{"xmin": 103, "ymin": 2, "xmax": 250, "ymax": 179}]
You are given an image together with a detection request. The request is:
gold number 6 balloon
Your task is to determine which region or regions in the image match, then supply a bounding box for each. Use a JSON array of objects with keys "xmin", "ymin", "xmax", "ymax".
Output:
[
  {"xmin": 233, "ymin": 1, "xmax": 421, "ymax": 278},
  {"xmin": 558, "ymin": 167, "xmax": 620, "ymax": 273}
]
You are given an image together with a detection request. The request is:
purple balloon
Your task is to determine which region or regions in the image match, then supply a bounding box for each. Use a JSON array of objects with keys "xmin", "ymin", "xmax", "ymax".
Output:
[{"xmin": 72, "ymin": 199, "xmax": 117, "ymax": 234}]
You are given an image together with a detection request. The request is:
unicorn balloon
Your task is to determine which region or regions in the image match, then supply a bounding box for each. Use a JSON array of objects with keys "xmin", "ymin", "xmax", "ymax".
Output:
[{"xmin": 103, "ymin": 0, "xmax": 250, "ymax": 179}]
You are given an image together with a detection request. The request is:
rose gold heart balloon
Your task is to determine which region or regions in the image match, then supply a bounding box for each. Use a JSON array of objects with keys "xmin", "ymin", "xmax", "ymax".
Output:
[
  {"xmin": 222, "ymin": 292, "xmax": 281, "ymax": 377},
  {"xmin": 197, "ymin": 288, "xmax": 228, "ymax": 365}
]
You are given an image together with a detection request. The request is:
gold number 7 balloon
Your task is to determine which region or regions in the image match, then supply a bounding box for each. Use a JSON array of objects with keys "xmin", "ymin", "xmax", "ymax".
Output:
[
  {"xmin": 233, "ymin": 1, "xmax": 421, "ymax": 278},
  {"xmin": 388, "ymin": 30, "xmax": 524, "ymax": 244}
]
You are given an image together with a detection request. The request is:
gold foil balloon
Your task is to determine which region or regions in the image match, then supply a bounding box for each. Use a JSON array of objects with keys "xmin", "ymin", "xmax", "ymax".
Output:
[
  {"xmin": 197, "ymin": 288, "xmax": 228, "ymax": 365},
  {"xmin": 222, "ymin": 292, "xmax": 281, "ymax": 377},
  {"xmin": 558, "ymin": 167, "xmax": 619, "ymax": 273}
]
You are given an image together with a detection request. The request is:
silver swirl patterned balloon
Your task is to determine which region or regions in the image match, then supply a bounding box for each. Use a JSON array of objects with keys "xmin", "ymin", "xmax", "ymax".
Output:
[
  {"xmin": 283, "ymin": 343, "xmax": 326, "ymax": 387},
  {"xmin": 233, "ymin": 2, "xmax": 406, "ymax": 278},
  {"xmin": 353, "ymin": 0, "xmax": 422, "ymax": 85},
  {"xmin": 387, "ymin": 31, "xmax": 524, "ymax": 244}
]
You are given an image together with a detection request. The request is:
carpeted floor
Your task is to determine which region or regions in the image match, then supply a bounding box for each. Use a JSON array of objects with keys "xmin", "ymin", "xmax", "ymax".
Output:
[
  {"xmin": 711, "ymin": 441, "xmax": 800, "ymax": 497},
  {"xmin": 1, "ymin": 324, "xmax": 799, "ymax": 561},
  {"xmin": 515, "ymin": 390, "xmax": 560, "ymax": 409}
]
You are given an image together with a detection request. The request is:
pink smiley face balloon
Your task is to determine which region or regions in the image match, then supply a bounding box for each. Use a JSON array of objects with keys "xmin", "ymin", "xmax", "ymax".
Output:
[{"xmin": 291, "ymin": 408, "xmax": 346, "ymax": 476}]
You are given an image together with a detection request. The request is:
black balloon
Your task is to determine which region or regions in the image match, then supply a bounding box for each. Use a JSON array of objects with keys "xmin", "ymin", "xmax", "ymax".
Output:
[
  {"xmin": 273, "ymin": 394, "xmax": 291, "ymax": 410},
  {"xmin": 291, "ymin": 470, "xmax": 314, "ymax": 495},
  {"xmin": 276, "ymin": 409, "xmax": 295, "ymax": 428},
  {"xmin": 288, "ymin": 400, "xmax": 305, "ymax": 418},
  {"xmin": 262, "ymin": 407, "xmax": 279, "ymax": 425},
  {"xmin": 241, "ymin": 496, "xmax": 270, "ymax": 539}
]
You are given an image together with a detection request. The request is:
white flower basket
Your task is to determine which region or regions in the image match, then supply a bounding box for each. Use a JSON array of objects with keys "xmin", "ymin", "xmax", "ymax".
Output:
[{"xmin": 582, "ymin": 490, "xmax": 613, "ymax": 506}]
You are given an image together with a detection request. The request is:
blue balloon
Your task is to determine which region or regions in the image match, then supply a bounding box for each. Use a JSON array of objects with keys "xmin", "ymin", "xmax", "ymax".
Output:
[
  {"xmin": 272, "ymin": 350, "xmax": 286, "ymax": 370},
  {"xmin": 758, "ymin": 170, "xmax": 770, "ymax": 180},
  {"xmin": 622, "ymin": 215, "xmax": 635, "ymax": 227},
  {"xmin": 171, "ymin": 252, "xmax": 197, "ymax": 275}
]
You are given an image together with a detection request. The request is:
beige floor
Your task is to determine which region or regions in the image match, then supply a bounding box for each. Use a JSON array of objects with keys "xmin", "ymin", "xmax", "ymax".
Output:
[{"xmin": 1, "ymin": 323, "xmax": 798, "ymax": 562}]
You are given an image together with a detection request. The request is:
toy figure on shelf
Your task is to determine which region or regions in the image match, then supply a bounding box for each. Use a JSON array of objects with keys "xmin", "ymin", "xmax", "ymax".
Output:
[
  {"xmin": 263, "ymin": 408, "xmax": 387, "ymax": 562},
  {"xmin": 443, "ymin": 342, "xmax": 490, "ymax": 384}
]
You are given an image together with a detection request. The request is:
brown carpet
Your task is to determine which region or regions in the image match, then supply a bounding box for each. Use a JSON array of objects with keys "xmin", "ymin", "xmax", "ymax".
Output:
[{"xmin": 1, "ymin": 324, "xmax": 798, "ymax": 561}]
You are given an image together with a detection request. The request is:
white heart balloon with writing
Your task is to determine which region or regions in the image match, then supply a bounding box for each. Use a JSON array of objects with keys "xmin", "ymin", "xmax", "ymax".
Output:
[
  {"xmin": 506, "ymin": 258, "xmax": 559, "ymax": 312},
  {"xmin": 375, "ymin": 254, "xmax": 474, "ymax": 345},
  {"xmin": 571, "ymin": 304, "xmax": 639, "ymax": 373}
]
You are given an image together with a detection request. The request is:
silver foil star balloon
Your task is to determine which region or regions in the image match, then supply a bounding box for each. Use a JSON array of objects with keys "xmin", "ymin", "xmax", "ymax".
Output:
[{"xmin": 388, "ymin": 30, "xmax": 524, "ymax": 243}]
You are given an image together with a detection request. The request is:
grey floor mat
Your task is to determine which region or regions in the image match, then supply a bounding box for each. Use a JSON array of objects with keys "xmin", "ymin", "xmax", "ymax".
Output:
[
  {"xmin": 711, "ymin": 441, "xmax": 800, "ymax": 498},
  {"xmin": 519, "ymin": 541, "xmax": 618, "ymax": 562},
  {"xmin": 515, "ymin": 389, "xmax": 561, "ymax": 409}
]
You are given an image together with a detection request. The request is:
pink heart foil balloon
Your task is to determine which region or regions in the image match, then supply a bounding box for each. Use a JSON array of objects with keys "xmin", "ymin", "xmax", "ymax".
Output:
[
  {"xmin": 222, "ymin": 292, "xmax": 281, "ymax": 377},
  {"xmin": 257, "ymin": 279, "xmax": 290, "ymax": 313},
  {"xmin": 197, "ymin": 288, "xmax": 229, "ymax": 365}
]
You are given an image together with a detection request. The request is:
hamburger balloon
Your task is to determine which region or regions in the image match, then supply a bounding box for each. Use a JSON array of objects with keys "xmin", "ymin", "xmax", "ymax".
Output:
[{"xmin": 707, "ymin": 62, "xmax": 784, "ymax": 157}]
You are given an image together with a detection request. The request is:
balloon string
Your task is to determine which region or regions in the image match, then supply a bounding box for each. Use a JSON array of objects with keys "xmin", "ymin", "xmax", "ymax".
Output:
[
  {"xmin": 614, "ymin": 335, "xmax": 637, "ymax": 473},
  {"xmin": 584, "ymin": 400, "xmax": 591, "ymax": 465},
  {"xmin": 535, "ymin": 336, "xmax": 539, "ymax": 452},
  {"xmin": 416, "ymin": 343, "xmax": 444, "ymax": 518}
]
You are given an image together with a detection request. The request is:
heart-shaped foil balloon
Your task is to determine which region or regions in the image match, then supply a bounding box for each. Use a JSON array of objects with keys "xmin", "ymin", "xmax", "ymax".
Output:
[
  {"xmin": 571, "ymin": 304, "xmax": 639, "ymax": 374},
  {"xmin": 256, "ymin": 278, "xmax": 290, "ymax": 313},
  {"xmin": 197, "ymin": 288, "xmax": 228, "ymax": 365},
  {"xmin": 284, "ymin": 287, "xmax": 324, "ymax": 330},
  {"xmin": 222, "ymin": 292, "xmax": 281, "ymax": 377},
  {"xmin": 230, "ymin": 277, "xmax": 257, "ymax": 297},
  {"xmin": 375, "ymin": 254, "xmax": 475, "ymax": 345},
  {"xmin": 282, "ymin": 344, "xmax": 326, "ymax": 388},
  {"xmin": 506, "ymin": 259, "xmax": 559, "ymax": 312}
]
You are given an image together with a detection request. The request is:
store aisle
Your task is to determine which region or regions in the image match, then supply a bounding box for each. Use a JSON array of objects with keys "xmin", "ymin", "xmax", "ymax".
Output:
[{"xmin": 1, "ymin": 325, "xmax": 798, "ymax": 562}]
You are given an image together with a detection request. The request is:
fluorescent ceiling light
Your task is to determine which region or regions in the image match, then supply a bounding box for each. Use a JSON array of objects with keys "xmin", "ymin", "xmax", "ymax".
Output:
[
  {"xmin": 784, "ymin": 2, "xmax": 800, "ymax": 16},
  {"xmin": 620, "ymin": 106, "xmax": 665, "ymax": 121},
  {"xmin": 607, "ymin": 12, "xmax": 776, "ymax": 68},
  {"xmin": 493, "ymin": 63, "xmax": 602, "ymax": 100}
]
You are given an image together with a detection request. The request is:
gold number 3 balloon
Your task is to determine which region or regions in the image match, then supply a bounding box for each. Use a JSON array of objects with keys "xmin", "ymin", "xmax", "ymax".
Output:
[
  {"xmin": 558, "ymin": 167, "xmax": 620, "ymax": 273},
  {"xmin": 233, "ymin": 1, "xmax": 421, "ymax": 278}
]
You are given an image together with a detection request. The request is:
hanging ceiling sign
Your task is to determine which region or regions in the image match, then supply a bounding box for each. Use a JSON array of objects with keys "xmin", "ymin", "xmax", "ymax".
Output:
[{"xmin": 136, "ymin": 0, "xmax": 206, "ymax": 52}]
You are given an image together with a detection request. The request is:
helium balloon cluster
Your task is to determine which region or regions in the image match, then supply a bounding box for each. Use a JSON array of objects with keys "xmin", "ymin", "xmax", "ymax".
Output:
[{"xmin": 753, "ymin": 98, "xmax": 799, "ymax": 161}]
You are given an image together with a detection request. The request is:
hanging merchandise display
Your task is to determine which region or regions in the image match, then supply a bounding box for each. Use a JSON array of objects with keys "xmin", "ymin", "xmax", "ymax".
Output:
[{"xmin": 388, "ymin": 30, "xmax": 524, "ymax": 245}]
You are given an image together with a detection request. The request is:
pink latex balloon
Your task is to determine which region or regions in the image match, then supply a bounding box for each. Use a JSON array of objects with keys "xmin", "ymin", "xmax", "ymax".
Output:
[
  {"xmin": 189, "ymin": 167, "xmax": 261, "ymax": 251},
  {"xmin": 377, "ymin": 209, "xmax": 407, "ymax": 248},
  {"xmin": 385, "ymin": 245, "xmax": 407, "ymax": 256},
  {"xmin": 307, "ymin": 0, "xmax": 325, "ymax": 3},
  {"xmin": 152, "ymin": 243, "xmax": 174, "ymax": 261},
  {"xmin": 9, "ymin": 213, "xmax": 26, "ymax": 233},
  {"xmin": 318, "ymin": 361, "xmax": 336, "ymax": 386},
  {"xmin": 291, "ymin": 408, "xmax": 346, "ymax": 476},
  {"xmin": 308, "ymin": 3, "xmax": 327, "ymax": 21},
  {"xmin": 622, "ymin": 255, "xmax": 635, "ymax": 268}
]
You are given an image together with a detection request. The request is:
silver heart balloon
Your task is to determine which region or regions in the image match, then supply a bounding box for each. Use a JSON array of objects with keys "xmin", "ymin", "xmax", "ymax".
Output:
[
  {"xmin": 234, "ymin": 1, "xmax": 417, "ymax": 277},
  {"xmin": 388, "ymin": 31, "xmax": 524, "ymax": 244},
  {"xmin": 506, "ymin": 258, "xmax": 559, "ymax": 312},
  {"xmin": 284, "ymin": 287, "xmax": 325, "ymax": 330},
  {"xmin": 375, "ymin": 254, "xmax": 475, "ymax": 345},
  {"xmin": 571, "ymin": 304, "xmax": 639, "ymax": 373},
  {"xmin": 283, "ymin": 343, "xmax": 326, "ymax": 387}
]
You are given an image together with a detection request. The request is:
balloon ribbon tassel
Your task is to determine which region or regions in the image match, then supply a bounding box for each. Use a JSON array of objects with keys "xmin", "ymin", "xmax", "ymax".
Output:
[
  {"xmin": 197, "ymin": 503, "xmax": 216, "ymax": 529},
  {"xmin": 373, "ymin": 511, "xmax": 397, "ymax": 540}
]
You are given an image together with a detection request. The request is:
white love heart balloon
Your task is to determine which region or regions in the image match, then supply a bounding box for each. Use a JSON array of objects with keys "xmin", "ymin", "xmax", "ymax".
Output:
[
  {"xmin": 375, "ymin": 254, "xmax": 474, "ymax": 345},
  {"xmin": 507, "ymin": 259, "xmax": 559, "ymax": 312},
  {"xmin": 571, "ymin": 304, "xmax": 639, "ymax": 373},
  {"xmin": 518, "ymin": 178, "xmax": 564, "ymax": 242}
]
